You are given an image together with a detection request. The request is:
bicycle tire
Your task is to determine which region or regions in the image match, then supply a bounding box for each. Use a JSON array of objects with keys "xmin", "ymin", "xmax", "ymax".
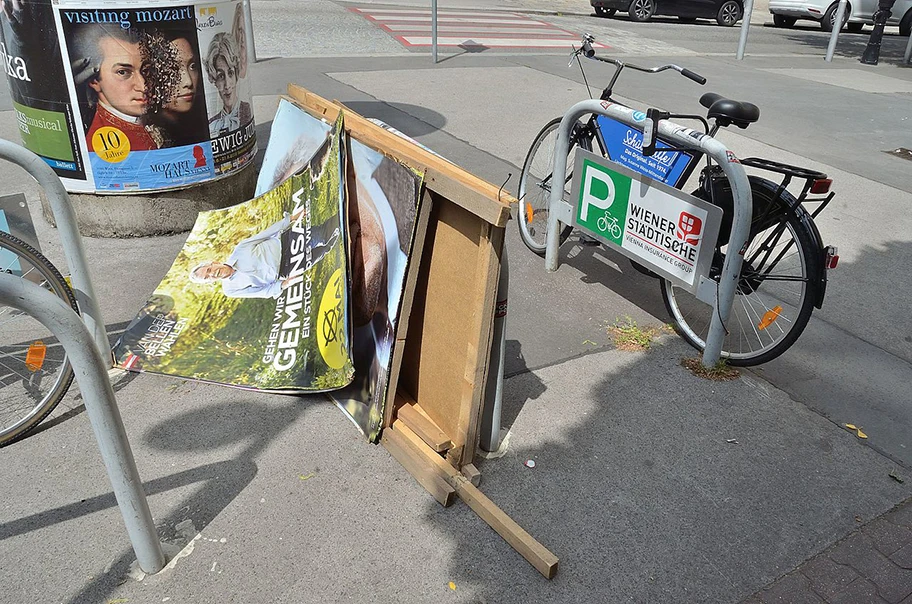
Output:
[
  {"xmin": 517, "ymin": 117, "xmax": 594, "ymax": 257},
  {"xmin": 661, "ymin": 178, "xmax": 821, "ymax": 366},
  {"xmin": 0, "ymin": 231, "xmax": 77, "ymax": 446}
]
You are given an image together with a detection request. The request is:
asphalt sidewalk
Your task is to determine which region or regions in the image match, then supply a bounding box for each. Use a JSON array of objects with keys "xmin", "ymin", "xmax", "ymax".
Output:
[{"xmin": 2, "ymin": 6, "xmax": 912, "ymax": 604}]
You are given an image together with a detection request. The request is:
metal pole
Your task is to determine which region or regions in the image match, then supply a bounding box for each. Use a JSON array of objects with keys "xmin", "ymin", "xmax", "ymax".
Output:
[
  {"xmin": 736, "ymin": 0, "xmax": 754, "ymax": 60},
  {"xmin": 0, "ymin": 274, "xmax": 165, "ymax": 573},
  {"xmin": 544, "ymin": 100, "xmax": 752, "ymax": 367},
  {"xmin": 431, "ymin": 0, "xmax": 438, "ymax": 63},
  {"xmin": 825, "ymin": 0, "xmax": 848, "ymax": 61},
  {"xmin": 0, "ymin": 140, "xmax": 110, "ymax": 363},
  {"xmin": 479, "ymin": 247, "xmax": 508, "ymax": 452},
  {"xmin": 243, "ymin": 0, "xmax": 257, "ymax": 63},
  {"xmin": 860, "ymin": 0, "xmax": 894, "ymax": 64},
  {"xmin": 904, "ymin": 31, "xmax": 912, "ymax": 63}
]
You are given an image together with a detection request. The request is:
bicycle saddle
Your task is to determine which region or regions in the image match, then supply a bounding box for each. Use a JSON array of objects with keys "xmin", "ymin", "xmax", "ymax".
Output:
[{"xmin": 700, "ymin": 92, "xmax": 760, "ymax": 129}]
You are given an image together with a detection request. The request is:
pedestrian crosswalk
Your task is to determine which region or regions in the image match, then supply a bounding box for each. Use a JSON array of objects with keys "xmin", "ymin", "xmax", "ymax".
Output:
[{"xmin": 348, "ymin": 7, "xmax": 609, "ymax": 51}]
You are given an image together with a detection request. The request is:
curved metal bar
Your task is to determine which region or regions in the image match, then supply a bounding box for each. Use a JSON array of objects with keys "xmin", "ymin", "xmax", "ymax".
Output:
[
  {"xmin": 0, "ymin": 139, "xmax": 110, "ymax": 363},
  {"xmin": 0, "ymin": 273, "xmax": 164, "ymax": 573},
  {"xmin": 544, "ymin": 99, "xmax": 752, "ymax": 367}
]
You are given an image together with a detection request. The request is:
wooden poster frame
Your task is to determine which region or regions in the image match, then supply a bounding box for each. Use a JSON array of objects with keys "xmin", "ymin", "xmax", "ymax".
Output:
[{"xmin": 286, "ymin": 85, "xmax": 558, "ymax": 579}]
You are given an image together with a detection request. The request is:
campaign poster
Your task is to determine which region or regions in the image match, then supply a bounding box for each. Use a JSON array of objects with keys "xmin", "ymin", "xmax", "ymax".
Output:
[
  {"xmin": 0, "ymin": 0, "xmax": 86, "ymax": 181},
  {"xmin": 196, "ymin": 0, "xmax": 256, "ymax": 175},
  {"xmin": 113, "ymin": 120, "xmax": 353, "ymax": 392},
  {"xmin": 257, "ymin": 100, "xmax": 423, "ymax": 442}
]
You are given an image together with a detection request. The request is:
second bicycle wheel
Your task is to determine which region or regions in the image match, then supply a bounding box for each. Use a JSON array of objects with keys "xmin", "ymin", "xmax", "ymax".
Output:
[
  {"xmin": 661, "ymin": 178, "xmax": 821, "ymax": 366},
  {"xmin": 517, "ymin": 117, "xmax": 593, "ymax": 256},
  {"xmin": 0, "ymin": 231, "xmax": 77, "ymax": 446}
]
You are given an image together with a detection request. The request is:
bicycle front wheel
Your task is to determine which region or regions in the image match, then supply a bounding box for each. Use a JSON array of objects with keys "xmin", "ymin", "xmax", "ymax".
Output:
[
  {"xmin": 517, "ymin": 117, "xmax": 593, "ymax": 256},
  {"xmin": 661, "ymin": 179, "xmax": 820, "ymax": 366},
  {"xmin": 0, "ymin": 231, "xmax": 77, "ymax": 446}
]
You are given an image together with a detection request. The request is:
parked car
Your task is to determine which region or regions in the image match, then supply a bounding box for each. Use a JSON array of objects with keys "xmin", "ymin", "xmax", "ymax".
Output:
[
  {"xmin": 769, "ymin": 0, "xmax": 912, "ymax": 33},
  {"xmin": 591, "ymin": 0, "xmax": 745, "ymax": 26}
]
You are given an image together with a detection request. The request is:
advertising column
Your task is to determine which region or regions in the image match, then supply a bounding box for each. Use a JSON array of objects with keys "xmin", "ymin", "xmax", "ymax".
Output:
[
  {"xmin": 0, "ymin": 0, "xmax": 86, "ymax": 181},
  {"xmin": 0, "ymin": 0, "xmax": 256, "ymax": 194}
]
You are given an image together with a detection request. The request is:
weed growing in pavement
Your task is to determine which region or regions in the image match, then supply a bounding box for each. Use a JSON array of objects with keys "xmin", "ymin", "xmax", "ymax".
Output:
[
  {"xmin": 608, "ymin": 316, "xmax": 671, "ymax": 351},
  {"xmin": 681, "ymin": 357, "xmax": 740, "ymax": 381}
]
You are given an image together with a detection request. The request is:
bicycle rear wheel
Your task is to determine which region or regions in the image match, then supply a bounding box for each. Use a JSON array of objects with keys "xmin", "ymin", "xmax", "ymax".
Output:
[
  {"xmin": 0, "ymin": 231, "xmax": 77, "ymax": 446},
  {"xmin": 661, "ymin": 178, "xmax": 820, "ymax": 366},
  {"xmin": 517, "ymin": 117, "xmax": 593, "ymax": 256}
]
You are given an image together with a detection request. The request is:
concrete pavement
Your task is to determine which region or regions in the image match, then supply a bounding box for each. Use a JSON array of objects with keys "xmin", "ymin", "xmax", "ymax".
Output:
[{"xmin": 2, "ymin": 2, "xmax": 912, "ymax": 603}]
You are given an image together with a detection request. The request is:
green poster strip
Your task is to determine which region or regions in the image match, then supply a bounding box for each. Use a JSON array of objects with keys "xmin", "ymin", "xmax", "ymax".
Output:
[{"xmin": 12, "ymin": 102, "xmax": 75, "ymax": 161}]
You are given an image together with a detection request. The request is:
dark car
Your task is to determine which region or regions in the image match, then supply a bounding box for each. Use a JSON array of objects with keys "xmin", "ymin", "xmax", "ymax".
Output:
[{"xmin": 591, "ymin": 0, "xmax": 744, "ymax": 25}]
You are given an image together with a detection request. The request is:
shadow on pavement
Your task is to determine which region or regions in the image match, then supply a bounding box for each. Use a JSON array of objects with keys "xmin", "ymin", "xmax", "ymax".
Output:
[
  {"xmin": 338, "ymin": 101, "xmax": 448, "ymax": 138},
  {"xmin": 61, "ymin": 397, "xmax": 308, "ymax": 604},
  {"xmin": 783, "ymin": 29, "xmax": 912, "ymax": 65},
  {"xmin": 501, "ymin": 339, "xmax": 546, "ymax": 432},
  {"xmin": 433, "ymin": 231, "xmax": 912, "ymax": 602}
]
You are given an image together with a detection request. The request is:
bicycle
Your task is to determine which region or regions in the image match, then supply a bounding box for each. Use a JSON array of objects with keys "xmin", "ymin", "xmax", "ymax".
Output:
[
  {"xmin": 0, "ymin": 230, "xmax": 77, "ymax": 445},
  {"xmin": 517, "ymin": 34, "xmax": 838, "ymax": 366},
  {"xmin": 596, "ymin": 212, "xmax": 623, "ymax": 239}
]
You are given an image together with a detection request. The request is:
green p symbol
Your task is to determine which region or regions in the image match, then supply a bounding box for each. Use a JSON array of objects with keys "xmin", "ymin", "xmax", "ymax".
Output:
[{"xmin": 579, "ymin": 163, "xmax": 616, "ymax": 222}]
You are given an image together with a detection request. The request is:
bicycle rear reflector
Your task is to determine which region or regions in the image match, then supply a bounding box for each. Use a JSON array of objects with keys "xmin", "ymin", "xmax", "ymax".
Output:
[
  {"xmin": 810, "ymin": 179, "xmax": 832, "ymax": 194},
  {"xmin": 758, "ymin": 306, "xmax": 783, "ymax": 331},
  {"xmin": 826, "ymin": 246, "xmax": 839, "ymax": 269},
  {"xmin": 25, "ymin": 341, "xmax": 47, "ymax": 372},
  {"xmin": 525, "ymin": 203, "xmax": 535, "ymax": 225}
]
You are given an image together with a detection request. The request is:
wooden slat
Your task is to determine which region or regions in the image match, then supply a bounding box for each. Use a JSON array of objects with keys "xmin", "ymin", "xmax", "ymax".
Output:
[
  {"xmin": 392, "ymin": 422, "xmax": 559, "ymax": 580},
  {"xmin": 397, "ymin": 402, "xmax": 454, "ymax": 453},
  {"xmin": 382, "ymin": 427, "xmax": 456, "ymax": 507},
  {"xmin": 462, "ymin": 464, "xmax": 482, "ymax": 487},
  {"xmin": 284, "ymin": 86, "xmax": 513, "ymax": 227},
  {"xmin": 383, "ymin": 187, "xmax": 435, "ymax": 431},
  {"xmin": 454, "ymin": 223, "xmax": 504, "ymax": 468}
]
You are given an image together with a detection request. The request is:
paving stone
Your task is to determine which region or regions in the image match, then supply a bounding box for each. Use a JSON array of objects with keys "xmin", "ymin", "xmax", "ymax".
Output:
[
  {"xmin": 891, "ymin": 501, "xmax": 912, "ymax": 530},
  {"xmin": 758, "ymin": 572, "xmax": 827, "ymax": 604},
  {"xmin": 829, "ymin": 531, "xmax": 878, "ymax": 569},
  {"xmin": 829, "ymin": 578, "xmax": 888, "ymax": 604},
  {"xmin": 800, "ymin": 556, "xmax": 859, "ymax": 601},
  {"xmin": 861, "ymin": 562, "xmax": 912, "ymax": 603},
  {"xmin": 865, "ymin": 516, "xmax": 912, "ymax": 556},
  {"xmin": 892, "ymin": 543, "xmax": 912, "ymax": 570},
  {"xmin": 828, "ymin": 533, "xmax": 912, "ymax": 603}
]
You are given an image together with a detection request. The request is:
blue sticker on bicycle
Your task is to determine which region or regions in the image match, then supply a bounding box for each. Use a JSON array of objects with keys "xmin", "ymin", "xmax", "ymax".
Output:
[
  {"xmin": 596, "ymin": 115, "xmax": 695, "ymax": 186},
  {"xmin": 632, "ymin": 111, "xmax": 647, "ymax": 122}
]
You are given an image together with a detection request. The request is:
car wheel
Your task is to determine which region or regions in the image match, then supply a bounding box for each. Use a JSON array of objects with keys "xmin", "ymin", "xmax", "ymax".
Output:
[
  {"xmin": 773, "ymin": 14, "xmax": 797, "ymax": 27},
  {"xmin": 594, "ymin": 6, "xmax": 618, "ymax": 17},
  {"xmin": 821, "ymin": 2, "xmax": 850, "ymax": 31},
  {"xmin": 716, "ymin": 0, "xmax": 742, "ymax": 26},
  {"xmin": 628, "ymin": 0, "xmax": 656, "ymax": 22},
  {"xmin": 846, "ymin": 21, "xmax": 863, "ymax": 31},
  {"xmin": 900, "ymin": 9, "xmax": 912, "ymax": 36}
]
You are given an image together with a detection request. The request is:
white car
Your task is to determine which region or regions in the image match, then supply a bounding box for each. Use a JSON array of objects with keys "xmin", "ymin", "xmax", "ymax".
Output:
[{"xmin": 769, "ymin": 0, "xmax": 912, "ymax": 33}]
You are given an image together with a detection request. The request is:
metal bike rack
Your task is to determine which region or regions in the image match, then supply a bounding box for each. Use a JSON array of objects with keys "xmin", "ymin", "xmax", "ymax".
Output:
[
  {"xmin": 0, "ymin": 141, "xmax": 165, "ymax": 573},
  {"xmin": 0, "ymin": 275, "xmax": 166, "ymax": 572},
  {"xmin": 544, "ymin": 101, "xmax": 753, "ymax": 368},
  {"xmin": 0, "ymin": 139, "xmax": 109, "ymax": 361}
]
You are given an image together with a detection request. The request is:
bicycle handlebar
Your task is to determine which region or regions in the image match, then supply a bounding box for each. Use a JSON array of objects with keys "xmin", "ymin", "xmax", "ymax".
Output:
[{"xmin": 575, "ymin": 34, "xmax": 706, "ymax": 87}]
